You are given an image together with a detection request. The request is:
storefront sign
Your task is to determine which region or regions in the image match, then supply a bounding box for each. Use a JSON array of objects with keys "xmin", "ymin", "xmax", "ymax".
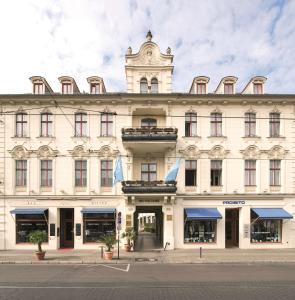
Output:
[
  {"xmin": 76, "ymin": 223, "xmax": 81, "ymax": 236},
  {"xmin": 243, "ymin": 224, "xmax": 250, "ymax": 238},
  {"xmin": 50, "ymin": 224, "xmax": 55, "ymax": 237},
  {"xmin": 166, "ymin": 215, "xmax": 173, "ymax": 221},
  {"xmin": 223, "ymin": 200, "xmax": 245, "ymax": 205}
]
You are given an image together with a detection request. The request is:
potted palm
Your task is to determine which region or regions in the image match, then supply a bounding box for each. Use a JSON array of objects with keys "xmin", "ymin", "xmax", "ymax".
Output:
[
  {"xmin": 121, "ymin": 228, "xmax": 137, "ymax": 252},
  {"xmin": 28, "ymin": 230, "xmax": 48, "ymax": 260},
  {"xmin": 100, "ymin": 234, "xmax": 117, "ymax": 260}
]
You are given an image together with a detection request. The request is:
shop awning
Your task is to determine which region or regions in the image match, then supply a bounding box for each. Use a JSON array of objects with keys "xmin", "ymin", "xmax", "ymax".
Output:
[
  {"xmin": 251, "ymin": 208, "xmax": 293, "ymax": 219},
  {"xmin": 10, "ymin": 208, "xmax": 47, "ymax": 215},
  {"xmin": 81, "ymin": 208, "xmax": 116, "ymax": 214},
  {"xmin": 185, "ymin": 208, "xmax": 222, "ymax": 220}
]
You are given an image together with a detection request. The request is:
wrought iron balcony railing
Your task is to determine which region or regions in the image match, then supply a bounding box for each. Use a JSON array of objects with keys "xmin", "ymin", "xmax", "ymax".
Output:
[
  {"xmin": 122, "ymin": 180, "xmax": 177, "ymax": 194},
  {"xmin": 121, "ymin": 127, "xmax": 178, "ymax": 141}
]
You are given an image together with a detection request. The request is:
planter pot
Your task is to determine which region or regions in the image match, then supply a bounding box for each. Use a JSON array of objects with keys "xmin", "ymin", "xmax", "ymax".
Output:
[
  {"xmin": 35, "ymin": 251, "xmax": 46, "ymax": 261},
  {"xmin": 123, "ymin": 244, "xmax": 131, "ymax": 252},
  {"xmin": 104, "ymin": 251, "xmax": 113, "ymax": 260}
]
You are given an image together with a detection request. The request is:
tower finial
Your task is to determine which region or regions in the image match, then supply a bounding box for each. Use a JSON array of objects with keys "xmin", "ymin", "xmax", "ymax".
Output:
[{"xmin": 146, "ymin": 30, "xmax": 153, "ymax": 42}]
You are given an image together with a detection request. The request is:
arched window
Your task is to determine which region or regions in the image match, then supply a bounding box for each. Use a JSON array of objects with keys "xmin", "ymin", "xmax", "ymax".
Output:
[
  {"xmin": 140, "ymin": 78, "xmax": 148, "ymax": 94},
  {"xmin": 141, "ymin": 118, "xmax": 157, "ymax": 128},
  {"xmin": 151, "ymin": 78, "xmax": 158, "ymax": 93}
]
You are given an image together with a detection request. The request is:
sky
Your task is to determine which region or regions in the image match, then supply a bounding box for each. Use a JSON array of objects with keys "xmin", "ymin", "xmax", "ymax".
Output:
[{"xmin": 0, "ymin": 0, "xmax": 294, "ymax": 94}]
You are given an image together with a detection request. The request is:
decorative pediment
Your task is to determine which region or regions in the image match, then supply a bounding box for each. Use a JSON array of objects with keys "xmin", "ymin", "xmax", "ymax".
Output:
[
  {"xmin": 179, "ymin": 145, "xmax": 200, "ymax": 159},
  {"xmin": 268, "ymin": 145, "xmax": 288, "ymax": 159},
  {"xmin": 9, "ymin": 145, "xmax": 30, "ymax": 159},
  {"xmin": 208, "ymin": 145, "xmax": 229, "ymax": 159},
  {"xmin": 95, "ymin": 145, "xmax": 119, "ymax": 158},
  {"xmin": 36, "ymin": 145, "xmax": 58, "ymax": 158},
  {"xmin": 69, "ymin": 145, "xmax": 90, "ymax": 158},
  {"xmin": 240, "ymin": 145, "xmax": 260, "ymax": 159}
]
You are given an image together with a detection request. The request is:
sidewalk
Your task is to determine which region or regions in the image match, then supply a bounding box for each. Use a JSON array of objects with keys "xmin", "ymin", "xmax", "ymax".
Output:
[{"xmin": 0, "ymin": 248, "xmax": 295, "ymax": 264}]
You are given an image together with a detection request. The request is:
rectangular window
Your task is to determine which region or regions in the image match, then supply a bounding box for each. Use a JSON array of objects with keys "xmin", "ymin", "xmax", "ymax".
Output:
[
  {"xmin": 211, "ymin": 160, "xmax": 222, "ymax": 186},
  {"xmin": 210, "ymin": 113, "xmax": 222, "ymax": 136},
  {"xmin": 16, "ymin": 212, "xmax": 48, "ymax": 243},
  {"xmin": 184, "ymin": 219, "xmax": 216, "ymax": 243},
  {"xmin": 269, "ymin": 113, "xmax": 280, "ymax": 137},
  {"xmin": 185, "ymin": 113, "xmax": 197, "ymax": 137},
  {"xmin": 75, "ymin": 113, "xmax": 87, "ymax": 137},
  {"xmin": 244, "ymin": 113, "xmax": 256, "ymax": 137},
  {"xmin": 101, "ymin": 114, "xmax": 113, "ymax": 136},
  {"xmin": 245, "ymin": 160, "xmax": 256, "ymax": 186},
  {"xmin": 196, "ymin": 83, "xmax": 206, "ymax": 94},
  {"xmin": 34, "ymin": 83, "xmax": 43, "ymax": 94},
  {"xmin": 83, "ymin": 212, "xmax": 115, "ymax": 243},
  {"xmin": 90, "ymin": 83, "xmax": 100, "ymax": 94},
  {"xmin": 253, "ymin": 83, "xmax": 263, "ymax": 94},
  {"xmin": 16, "ymin": 113, "xmax": 27, "ymax": 137},
  {"xmin": 62, "ymin": 83, "xmax": 72, "ymax": 94},
  {"xmin": 185, "ymin": 160, "xmax": 197, "ymax": 186},
  {"xmin": 40, "ymin": 113, "xmax": 53, "ymax": 137},
  {"xmin": 75, "ymin": 160, "xmax": 87, "ymax": 187},
  {"xmin": 41, "ymin": 160, "xmax": 52, "ymax": 187},
  {"xmin": 270, "ymin": 160, "xmax": 281, "ymax": 186},
  {"xmin": 141, "ymin": 163, "xmax": 157, "ymax": 181},
  {"xmin": 16, "ymin": 160, "xmax": 27, "ymax": 187},
  {"xmin": 224, "ymin": 83, "xmax": 233, "ymax": 94},
  {"xmin": 101, "ymin": 160, "xmax": 113, "ymax": 187}
]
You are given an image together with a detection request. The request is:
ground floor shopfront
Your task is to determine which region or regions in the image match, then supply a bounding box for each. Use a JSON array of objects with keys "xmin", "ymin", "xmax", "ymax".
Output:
[{"xmin": 3, "ymin": 195, "xmax": 295, "ymax": 250}]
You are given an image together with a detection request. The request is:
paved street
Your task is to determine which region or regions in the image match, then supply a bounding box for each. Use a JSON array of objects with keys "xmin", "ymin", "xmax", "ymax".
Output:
[{"xmin": 0, "ymin": 263, "xmax": 294, "ymax": 299}]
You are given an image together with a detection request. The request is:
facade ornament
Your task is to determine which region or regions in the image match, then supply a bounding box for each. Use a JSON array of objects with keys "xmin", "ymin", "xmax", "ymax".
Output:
[
  {"xmin": 179, "ymin": 145, "xmax": 200, "ymax": 159},
  {"xmin": 146, "ymin": 30, "xmax": 153, "ymax": 42},
  {"xmin": 95, "ymin": 145, "xmax": 119, "ymax": 158},
  {"xmin": 36, "ymin": 145, "xmax": 58, "ymax": 158},
  {"xmin": 268, "ymin": 145, "xmax": 288, "ymax": 159},
  {"xmin": 127, "ymin": 46, "xmax": 132, "ymax": 55},
  {"xmin": 166, "ymin": 47, "xmax": 171, "ymax": 55},
  {"xmin": 240, "ymin": 145, "xmax": 260, "ymax": 159},
  {"xmin": 208, "ymin": 145, "xmax": 229, "ymax": 159},
  {"xmin": 69, "ymin": 145, "xmax": 90, "ymax": 158},
  {"xmin": 9, "ymin": 145, "xmax": 30, "ymax": 159}
]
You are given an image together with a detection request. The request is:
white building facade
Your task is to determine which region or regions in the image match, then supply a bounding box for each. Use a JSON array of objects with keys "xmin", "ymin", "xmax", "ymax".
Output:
[{"xmin": 0, "ymin": 31, "xmax": 295, "ymax": 250}]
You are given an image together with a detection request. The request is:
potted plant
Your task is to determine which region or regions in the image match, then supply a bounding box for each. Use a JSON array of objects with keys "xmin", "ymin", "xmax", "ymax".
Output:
[
  {"xmin": 121, "ymin": 227, "xmax": 137, "ymax": 252},
  {"xmin": 100, "ymin": 234, "xmax": 117, "ymax": 260},
  {"xmin": 28, "ymin": 230, "xmax": 48, "ymax": 260}
]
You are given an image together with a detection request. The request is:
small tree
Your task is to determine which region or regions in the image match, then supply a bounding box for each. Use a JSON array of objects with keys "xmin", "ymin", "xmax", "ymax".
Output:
[
  {"xmin": 29, "ymin": 230, "xmax": 47, "ymax": 253},
  {"xmin": 121, "ymin": 228, "xmax": 137, "ymax": 248},
  {"xmin": 100, "ymin": 234, "xmax": 117, "ymax": 252}
]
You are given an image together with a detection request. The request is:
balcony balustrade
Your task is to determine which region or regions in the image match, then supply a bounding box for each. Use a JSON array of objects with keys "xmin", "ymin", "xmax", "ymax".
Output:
[
  {"xmin": 121, "ymin": 127, "xmax": 178, "ymax": 141},
  {"xmin": 122, "ymin": 180, "xmax": 177, "ymax": 194}
]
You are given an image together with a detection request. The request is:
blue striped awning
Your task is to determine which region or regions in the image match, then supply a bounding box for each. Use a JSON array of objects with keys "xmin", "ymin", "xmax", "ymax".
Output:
[
  {"xmin": 81, "ymin": 208, "xmax": 116, "ymax": 214},
  {"xmin": 251, "ymin": 208, "xmax": 293, "ymax": 219},
  {"xmin": 185, "ymin": 208, "xmax": 222, "ymax": 220},
  {"xmin": 10, "ymin": 208, "xmax": 47, "ymax": 215}
]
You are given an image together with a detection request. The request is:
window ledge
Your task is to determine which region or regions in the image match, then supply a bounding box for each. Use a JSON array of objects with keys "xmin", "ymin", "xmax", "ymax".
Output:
[
  {"xmin": 242, "ymin": 136, "xmax": 261, "ymax": 139},
  {"xmin": 207, "ymin": 136, "xmax": 227, "ymax": 139},
  {"xmin": 97, "ymin": 136, "xmax": 116, "ymax": 139},
  {"xmin": 75, "ymin": 187, "xmax": 87, "ymax": 192},
  {"xmin": 267, "ymin": 136, "xmax": 285, "ymax": 139},
  {"xmin": 71, "ymin": 136, "xmax": 90, "ymax": 140},
  {"xmin": 269, "ymin": 186, "xmax": 281, "ymax": 192},
  {"xmin": 15, "ymin": 187, "xmax": 27, "ymax": 192},
  {"xmin": 183, "ymin": 136, "xmax": 201, "ymax": 139},
  {"xmin": 40, "ymin": 187, "xmax": 53, "ymax": 192},
  {"xmin": 37, "ymin": 136, "xmax": 56, "ymax": 139},
  {"xmin": 11, "ymin": 136, "xmax": 30, "ymax": 139},
  {"xmin": 245, "ymin": 186, "xmax": 257, "ymax": 192},
  {"xmin": 101, "ymin": 187, "xmax": 113, "ymax": 193}
]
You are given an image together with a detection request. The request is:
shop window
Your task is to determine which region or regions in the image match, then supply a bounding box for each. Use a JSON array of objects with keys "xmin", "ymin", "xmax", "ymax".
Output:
[
  {"xmin": 101, "ymin": 113, "xmax": 113, "ymax": 136},
  {"xmin": 211, "ymin": 160, "xmax": 222, "ymax": 186},
  {"xmin": 185, "ymin": 160, "xmax": 197, "ymax": 186},
  {"xmin": 245, "ymin": 160, "xmax": 256, "ymax": 186},
  {"xmin": 270, "ymin": 160, "xmax": 281, "ymax": 186},
  {"xmin": 83, "ymin": 213, "xmax": 115, "ymax": 243},
  {"xmin": 41, "ymin": 160, "xmax": 52, "ymax": 187},
  {"xmin": 15, "ymin": 113, "xmax": 27, "ymax": 137},
  {"xmin": 251, "ymin": 211, "xmax": 281, "ymax": 243},
  {"xmin": 75, "ymin": 113, "xmax": 87, "ymax": 137},
  {"xmin": 141, "ymin": 163, "xmax": 157, "ymax": 181},
  {"xmin": 141, "ymin": 118, "xmax": 157, "ymax": 128},
  {"xmin": 210, "ymin": 112, "xmax": 222, "ymax": 137},
  {"xmin": 140, "ymin": 78, "xmax": 148, "ymax": 94},
  {"xmin": 75, "ymin": 160, "xmax": 87, "ymax": 187},
  {"xmin": 16, "ymin": 212, "xmax": 48, "ymax": 243},
  {"xmin": 185, "ymin": 113, "xmax": 197, "ymax": 137},
  {"xmin": 224, "ymin": 83, "xmax": 233, "ymax": 94},
  {"xmin": 16, "ymin": 160, "xmax": 27, "ymax": 187},
  {"xmin": 151, "ymin": 78, "xmax": 158, "ymax": 93},
  {"xmin": 244, "ymin": 112, "xmax": 256, "ymax": 137},
  {"xmin": 184, "ymin": 219, "xmax": 216, "ymax": 243},
  {"xmin": 101, "ymin": 160, "xmax": 113, "ymax": 187},
  {"xmin": 269, "ymin": 112, "xmax": 280, "ymax": 137},
  {"xmin": 40, "ymin": 113, "xmax": 53, "ymax": 137},
  {"xmin": 196, "ymin": 83, "xmax": 206, "ymax": 94}
]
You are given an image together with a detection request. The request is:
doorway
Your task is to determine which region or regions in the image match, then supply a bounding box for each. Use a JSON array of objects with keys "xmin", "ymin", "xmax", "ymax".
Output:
[
  {"xmin": 134, "ymin": 206, "xmax": 163, "ymax": 251},
  {"xmin": 225, "ymin": 208, "xmax": 239, "ymax": 248},
  {"xmin": 60, "ymin": 208, "xmax": 74, "ymax": 248}
]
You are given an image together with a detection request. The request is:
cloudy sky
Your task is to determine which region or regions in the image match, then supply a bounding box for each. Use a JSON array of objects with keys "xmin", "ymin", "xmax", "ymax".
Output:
[{"xmin": 0, "ymin": 0, "xmax": 294, "ymax": 94}]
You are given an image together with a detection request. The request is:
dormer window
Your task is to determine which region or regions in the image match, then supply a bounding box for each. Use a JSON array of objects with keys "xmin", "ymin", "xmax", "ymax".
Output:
[
  {"xmin": 253, "ymin": 83, "xmax": 263, "ymax": 94},
  {"xmin": 62, "ymin": 83, "xmax": 72, "ymax": 94},
  {"xmin": 140, "ymin": 78, "xmax": 148, "ymax": 94},
  {"xmin": 196, "ymin": 83, "xmax": 206, "ymax": 94},
  {"xmin": 151, "ymin": 78, "xmax": 158, "ymax": 93},
  {"xmin": 224, "ymin": 83, "xmax": 233, "ymax": 94},
  {"xmin": 90, "ymin": 83, "xmax": 100, "ymax": 94},
  {"xmin": 34, "ymin": 83, "xmax": 43, "ymax": 94}
]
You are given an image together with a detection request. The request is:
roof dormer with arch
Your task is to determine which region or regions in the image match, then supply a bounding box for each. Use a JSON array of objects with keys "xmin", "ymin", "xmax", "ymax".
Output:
[{"xmin": 214, "ymin": 76, "xmax": 238, "ymax": 94}]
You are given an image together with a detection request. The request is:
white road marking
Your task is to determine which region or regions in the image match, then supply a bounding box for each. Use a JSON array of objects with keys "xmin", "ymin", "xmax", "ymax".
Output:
[{"xmin": 95, "ymin": 263, "xmax": 130, "ymax": 272}]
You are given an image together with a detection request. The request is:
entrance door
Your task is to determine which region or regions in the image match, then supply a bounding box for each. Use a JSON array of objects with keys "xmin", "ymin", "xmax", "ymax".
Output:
[
  {"xmin": 60, "ymin": 208, "xmax": 74, "ymax": 248},
  {"xmin": 225, "ymin": 208, "xmax": 239, "ymax": 248}
]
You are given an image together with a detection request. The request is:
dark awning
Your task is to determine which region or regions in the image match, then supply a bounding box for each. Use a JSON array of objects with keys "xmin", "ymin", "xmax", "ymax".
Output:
[
  {"xmin": 185, "ymin": 208, "xmax": 222, "ymax": 220},
  {"xmin": 251, "ymin": 208, "xmax": 293, "ymax": 219},
  {"xmin": 10, "ymin": 208, "xmax": 47, "ymax": 215},
  {"xmin": 81, "ymin": 208, "xmax": 116, "ymax": 214}
]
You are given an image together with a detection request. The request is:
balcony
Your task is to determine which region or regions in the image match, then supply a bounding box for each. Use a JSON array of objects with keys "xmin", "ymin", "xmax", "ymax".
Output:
[
  {"xmin": 121, "ymin": 127, "xmax": 178, "ymax": 153},
  {"xmin": 122, "ymin": 180, "xmax": 177, "ymax": 194}
]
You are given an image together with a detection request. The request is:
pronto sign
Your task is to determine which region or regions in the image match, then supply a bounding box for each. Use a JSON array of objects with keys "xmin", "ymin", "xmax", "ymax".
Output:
[{"xmin": 223, "ymin": 200, "xmax": 246, "ymax": 205}]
